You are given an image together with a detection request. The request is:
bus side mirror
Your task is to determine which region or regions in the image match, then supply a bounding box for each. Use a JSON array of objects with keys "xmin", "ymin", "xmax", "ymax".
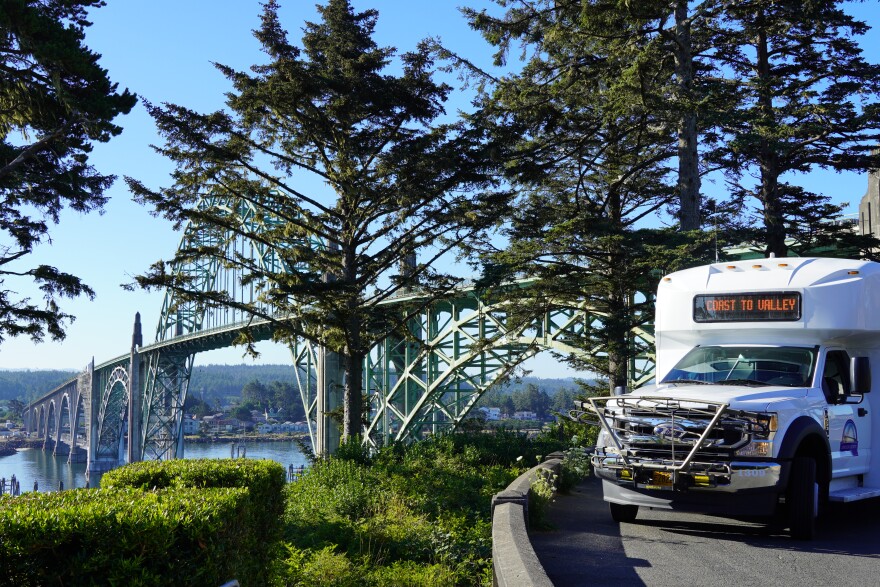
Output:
[{"xmin": 851, "ymin": 356, "xmax": 871, "ymax": 394}]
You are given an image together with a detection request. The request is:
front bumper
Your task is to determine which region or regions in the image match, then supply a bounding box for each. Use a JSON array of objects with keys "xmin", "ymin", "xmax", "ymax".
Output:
[{"xmin": 594, "ymin": 454, "xmax": 785, "ymax": 515}]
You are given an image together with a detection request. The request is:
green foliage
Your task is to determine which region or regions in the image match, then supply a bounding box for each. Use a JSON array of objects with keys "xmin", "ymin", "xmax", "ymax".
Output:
[
  {"xmin": 366, "ymin": 560, "xmax": 457, "ymax": 587},
  {"xmin": 0, "ymin": 0, "xmax": 136, "ymax": 344},
  {"xmin": 126, "ymin": 0, "xmax": 502, "ymax": 443},
  {"xmin": 232, "ymin": 404, "xmax": 254, "ymax": 422},
  {"xmin": 102, "ymin": 457, "xmax": 287, "ymax": 582},
  {"xmin": 463, "ymin": 0, "xmax": 709, "ymax": 390},
  {"xmin": 276, "ymin": 545, "xmax": 362, "ymax": 587},
  {"xmin": 0, "ymin": 433, "xmax": 574, "ymax": 586},
  {"xmin": 710, "ymin": 0, "xmax": 880, "ymax": 258},
  {"xmin": 0, "ymin": 487, "xmax": 253, "ymax": 586},
  {"xmin": 275, "ymin": 431, "xmax": 560, "ymax": 586},
  {"xmin": 529, "ymin": 467, "xmax": 557, "ymax": 530},
  {"xmin": 102, "ymin": 458, "xmax": 285, "ymax": 515},
  {"xmin": 334, "ymin": 435, "xmax": 374, "ymax": 466},
  {"xmin": 0, "ymin": 370, "xmax": 76, "ymax": 402},
  {"xmin": 558, "ymin": 447, "xmax": 593, "ymax": 494},
  {"xmin": 189, "ymin": 364, "xmax": 298, "ymax": 399}
]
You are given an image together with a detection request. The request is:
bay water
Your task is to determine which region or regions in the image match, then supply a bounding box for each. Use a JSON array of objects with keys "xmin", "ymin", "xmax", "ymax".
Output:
[{"xmin": 0, "ymin": 439, "xmax": 310, "ymax": 493}]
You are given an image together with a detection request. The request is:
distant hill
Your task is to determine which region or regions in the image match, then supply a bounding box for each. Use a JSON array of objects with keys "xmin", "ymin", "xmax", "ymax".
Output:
[
  {"xmin": 1, "ymin": 364, "xmax": 581, "ymax": 403},
  {"xmin": 0, "ymin": 364, "xmax": 301, "ymax": 403},
  {"xmin": 497, "ymin": 376, "xmax": 583, "ymax": 395},
  {"xmin": 0, "ymin": 370, "xmax": 77, "ymax": 401},
  {"xmin": 188, "ymin": 363, "xmax": 301, "ymax": 403}
]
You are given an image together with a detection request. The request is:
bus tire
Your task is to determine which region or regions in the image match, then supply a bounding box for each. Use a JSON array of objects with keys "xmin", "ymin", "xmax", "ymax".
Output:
[
  {"xmin": 788, "ymin": 456, "xmax": 818, "ymax": 540},
  {"xmin": 609, "ymin": 502, "xmax": 638, "ymax": 523}
]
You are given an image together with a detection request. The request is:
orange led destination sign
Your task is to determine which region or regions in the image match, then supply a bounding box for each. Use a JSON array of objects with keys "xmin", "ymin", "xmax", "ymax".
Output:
[{"xmin": 693, "ymin": 291, "xmax": 801, "ymax": 322}]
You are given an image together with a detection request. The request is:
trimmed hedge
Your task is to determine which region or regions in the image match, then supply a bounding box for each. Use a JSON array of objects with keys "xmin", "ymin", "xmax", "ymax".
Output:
[
  {"xmin": 101, "ymin": 458, "xmax": 286, "ymax": 533},
  {"xmin": 0, "ymin": 487, "xmax": 251, "ymax": 586},
  {"xmin": 0, "ymin": 459, "xmax": 287, "ymax": 586},
  {"xmin": 102, "ymin": 458, "xmax": 288, "ymax": 582}
]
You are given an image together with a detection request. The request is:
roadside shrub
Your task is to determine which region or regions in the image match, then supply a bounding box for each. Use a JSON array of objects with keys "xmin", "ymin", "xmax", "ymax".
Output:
[
  {"xmin": 557, "ymin": 445, "xmax": 592, "ymax": 493},
  {"xmin": 366, "ymin": 560, "xmax": 457, "ymax": 586},
  {"xmin": 275, "ymin": 545, "xmax": 363, "ymax": 587},
  {"xmin": 278, "ymin": 430, "xmax": 571, "ymax": 586},
  {"xmin": 529, "ymin": 467, "xmax": 558, "ymax": 529},
  {"xmin": 102, "ymin": 458, "xmax": 287, "ymax": 583},
  {"xmin": 0, "ymin": 487, "xmax": 252, "ymax": 586},
  {"xmin": 102, "ymin": 458, "xmax": 286, "ymax": 534},
  {"xmin": 282, "ymin": 458, "xmax": 375, "ymax": 553}
]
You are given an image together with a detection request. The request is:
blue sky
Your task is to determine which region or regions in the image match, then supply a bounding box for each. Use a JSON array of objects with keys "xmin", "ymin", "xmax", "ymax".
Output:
[{"xmin": 1, "ymin": 1, "xmax": 878, "ymax": 376}]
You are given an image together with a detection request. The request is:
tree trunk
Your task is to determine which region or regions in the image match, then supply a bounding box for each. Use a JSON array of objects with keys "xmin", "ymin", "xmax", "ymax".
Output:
[
  {"xmin": 605, "ymin": 275, "xmax": 631, "ymax": 393},
  {"xmin": 342, "ymin": 348, "xmax": 364, "ymax": 441},
  {"xmin": 607, "ymin": 351, "xmax": 629, "ymax": 394},
  {"xmin": 339, "ymin": 237, "xmax": 364, "ymax": 443},
  {"xmin": 675, "ymin": 0, "xmax": 701, "ymax": 231},
  {"xmin": 755, "ymin": 18, "xmax": 787, "ymax": 258}
]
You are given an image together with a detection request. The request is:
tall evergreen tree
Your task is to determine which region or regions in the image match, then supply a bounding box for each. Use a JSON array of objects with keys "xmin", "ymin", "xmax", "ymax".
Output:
[
  {"xmin": 466, "ymin": 0, "xmax": 701, "ymax": 391},
  {"xmin": 464, "ymin": 0, "xmax": 733, "ymax": 232},
  {"xmin": 127, "ymin": 0, "xmax": 500, "ymax": 444},
  {"xmin": 0, "ymin": 0, "xmax": 136, "ymax": 344},
  {"xmin": 710, "ymin": 0, "xmax": 880, "ymax": 257}
]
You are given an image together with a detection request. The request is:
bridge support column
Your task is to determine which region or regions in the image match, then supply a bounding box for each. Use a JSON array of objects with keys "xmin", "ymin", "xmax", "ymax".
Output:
[
  {"xmin": 316, "ymin": 346, "xmax": 343, "ymax": 455},
  {"xmin": 128, "ymin": 312, "xmax": 143, "ymax": 463},
  {"xmin": 85, "ymin": 359, "xmax": 103, "ymax": 476}
]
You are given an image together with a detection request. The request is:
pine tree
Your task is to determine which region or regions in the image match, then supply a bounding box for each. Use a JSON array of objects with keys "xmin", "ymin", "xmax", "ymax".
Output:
[
  {"xmin": 127, "ymin": 0, "xmax": 500, "ymax": 445},
  {"xmin": 465, "ymin": 0, "xmax": 703, "ymax": 391},
  {"xmin": 0, "ymin": 0, "xmax": 136, "ymax": 344},
  {"xmin": 710, "ymin": 0, "xmax": 880, "ymax": 257}
]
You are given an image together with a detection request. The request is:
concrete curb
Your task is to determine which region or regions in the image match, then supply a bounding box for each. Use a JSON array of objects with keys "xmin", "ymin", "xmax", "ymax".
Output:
[{"xmin": 491, "ymin": 453, "xmax": 565, "ymax": 587}]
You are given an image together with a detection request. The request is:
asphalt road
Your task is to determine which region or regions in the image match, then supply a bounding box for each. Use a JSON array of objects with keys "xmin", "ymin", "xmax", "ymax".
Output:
[{"xmin": 531, "ymin": 476, "xmax": 880, "ymax": 586}]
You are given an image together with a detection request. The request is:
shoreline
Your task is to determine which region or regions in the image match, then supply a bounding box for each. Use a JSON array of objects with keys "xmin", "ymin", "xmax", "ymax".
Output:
[
  {"xmin": 185, "ymin": 433, "xmax": 310, "ymax": 444},
  {"xmin": 0, "ymin": 433, "xmax": 311, "ymax": 459}
]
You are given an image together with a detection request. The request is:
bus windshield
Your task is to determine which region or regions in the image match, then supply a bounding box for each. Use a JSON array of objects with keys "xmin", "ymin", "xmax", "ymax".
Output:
[{"xmin": 661, "ymin": 346, "xmax": 816, "ymax": 388}]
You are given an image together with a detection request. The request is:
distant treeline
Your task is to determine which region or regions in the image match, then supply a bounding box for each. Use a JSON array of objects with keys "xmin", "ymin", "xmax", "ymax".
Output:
[
  {"xmin": 0, "ymin": 365, "xmax": 299, "ymax": 404},
  {"xmin": 188, "ymin": 364, "xmax": 300, "ymax": 404},
  {"xmin": 0, "ymin": 364, "xmax": 580, "ymax": 406},
  {"xmin": 0, "ymin": 370, "xmax": 77, "ymax": 401}
]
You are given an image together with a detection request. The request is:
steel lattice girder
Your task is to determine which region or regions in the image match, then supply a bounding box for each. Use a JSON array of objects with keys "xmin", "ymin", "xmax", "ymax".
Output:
[
  {"xmin": 290, "ymin": 339, "xmax": 319, "ymax": 446},
  {"xmin": 142, "ymin": 189, "xmax": 317, "ymax": 460},
  {"xmin": 140, "ymin": 350, "xmax": 193, "ymax": 461},
  {"xmin": 279, "ymin": 289, "xmax": 655, "ymax": 450},
  {"xmin": 95, "ymin": 366, "xmax": 130, "ymax": 461},
  {"xmin": 353, "ymin": 291, "xmax": 656, "ymax": 447}
]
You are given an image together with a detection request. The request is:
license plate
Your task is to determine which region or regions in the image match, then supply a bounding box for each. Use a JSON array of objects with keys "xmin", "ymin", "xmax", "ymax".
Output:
[{"xmin": 651, "ymin": 471, "xmax": 673, "ymax": 487}]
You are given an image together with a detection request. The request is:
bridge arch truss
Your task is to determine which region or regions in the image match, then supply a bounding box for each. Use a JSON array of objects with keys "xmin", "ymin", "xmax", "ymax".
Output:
[{"xmin": 25, "ymin": 190, "xmax": 655, "ymax": 466}]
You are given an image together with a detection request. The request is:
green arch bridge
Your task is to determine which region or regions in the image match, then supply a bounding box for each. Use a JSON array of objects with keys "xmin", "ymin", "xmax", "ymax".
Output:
[{"xmin": 23, "ymin": 193, "xmax": 654, "ymax": 475}]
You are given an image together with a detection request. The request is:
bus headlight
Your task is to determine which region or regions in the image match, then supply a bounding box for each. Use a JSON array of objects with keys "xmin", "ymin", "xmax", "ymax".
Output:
[
  {"xmin": 736, "ymin": 440, "xmax": 772, "ymax": 457},
  {"xmin": 745, "ymin": 413, "xmax": 777, "ymax": 439}
]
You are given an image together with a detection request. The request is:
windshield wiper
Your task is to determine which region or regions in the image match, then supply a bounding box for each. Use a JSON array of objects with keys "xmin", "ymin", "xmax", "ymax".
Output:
[
  {"xmin": 663, "ymin": 379, "xmax": 712, "ymax": 385},
  {"xmin": 716, "ymin": 378, "xmax": 769, "ymax": 387}
]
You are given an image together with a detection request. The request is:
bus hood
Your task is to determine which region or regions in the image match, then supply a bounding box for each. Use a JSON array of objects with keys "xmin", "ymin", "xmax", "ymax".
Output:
[{"xmin": 628, "ymin": 382, "xmax": 810, "ymax": 412}]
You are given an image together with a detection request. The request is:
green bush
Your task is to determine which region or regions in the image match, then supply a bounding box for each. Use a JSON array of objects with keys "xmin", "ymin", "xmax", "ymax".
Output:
[
  {"xmin": 529, "ymin": 467, "xmax": 558, "ymax": 529},
  {"xmin": 102, "ymin": 458, "xmax": 286, "ymax": 539},
  {"xmin": 276, "ymin": 433, "xmax": 525, "ymax": 586},
  {"xmin": 101, "ymin": 458, "xmax": 287, "ymax": 584},
  {"xmin": 366, "ymin": 560, "xmax": 457, "ymax": 586},
  {"xmin": 0, "ymin": 487, "xmax": 251, "ymax": 586},
  {"xmin": 276, "ymin": 545, "xmax": 363, "ymax": 587}
]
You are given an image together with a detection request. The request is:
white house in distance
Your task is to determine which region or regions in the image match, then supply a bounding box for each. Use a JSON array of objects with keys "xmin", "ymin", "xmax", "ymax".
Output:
[
  {"xmin": 478, "ymin": 407, "xmax": 501, "ymax": 421},
  {"xmin": 256, "ymin": 421, "xmax": 310, "ymax": 434},
  {"xmin": 182, "ymin": 417, "xmax": 200, "ymax": 435}
]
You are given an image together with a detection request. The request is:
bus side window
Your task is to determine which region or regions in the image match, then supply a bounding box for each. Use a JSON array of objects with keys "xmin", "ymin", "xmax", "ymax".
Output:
[{"xmin": 822, "ymin": 350, "xmax": 851, "ymax": 403}]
